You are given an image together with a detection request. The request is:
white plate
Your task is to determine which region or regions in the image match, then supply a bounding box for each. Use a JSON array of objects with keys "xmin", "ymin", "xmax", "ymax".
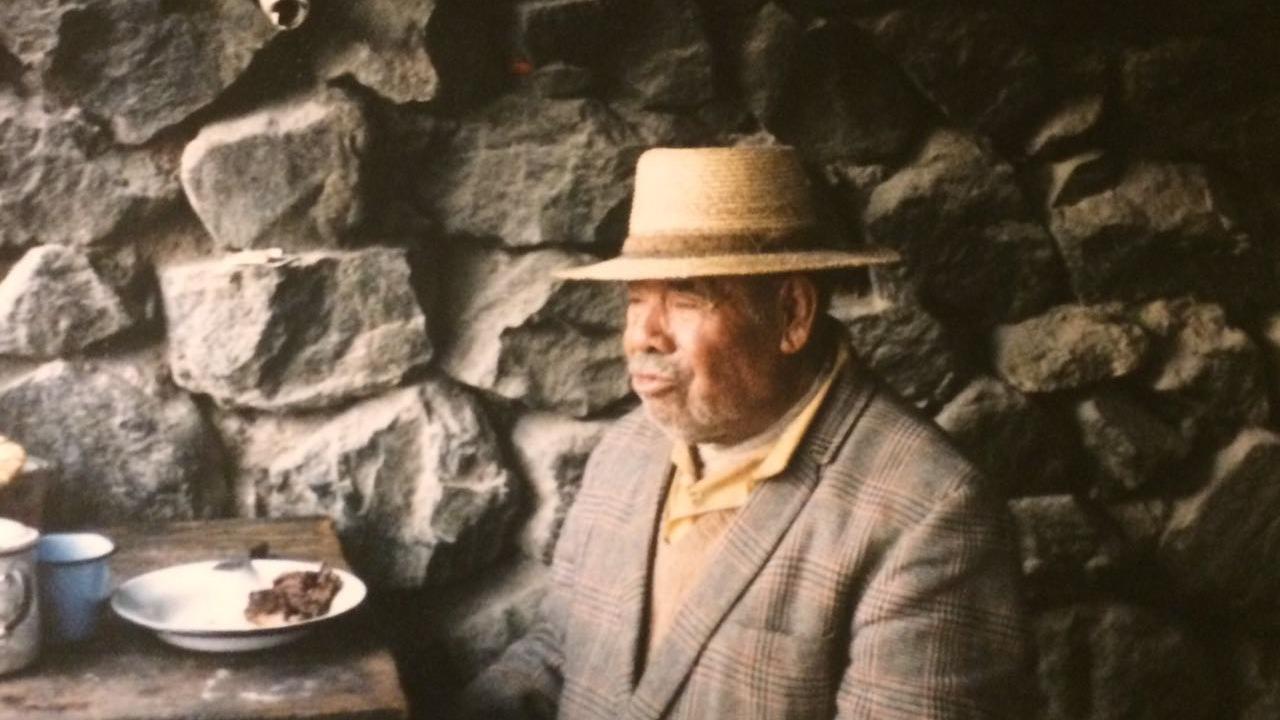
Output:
[{"xmin": 110, "ymin": 559, "xmax": 366, "ymax": 652}]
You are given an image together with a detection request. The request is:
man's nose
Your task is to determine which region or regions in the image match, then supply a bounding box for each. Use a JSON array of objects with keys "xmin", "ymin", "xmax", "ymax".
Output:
[{"xmin": 624, "ymin": 299, "xmax": 675, "ymax": 356}]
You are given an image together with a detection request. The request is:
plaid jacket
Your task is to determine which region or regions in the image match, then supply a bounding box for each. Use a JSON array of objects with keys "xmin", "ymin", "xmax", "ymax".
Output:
[{"xmin": 465, "ymin": 360, "xmax": 1030, "ymax": 719}]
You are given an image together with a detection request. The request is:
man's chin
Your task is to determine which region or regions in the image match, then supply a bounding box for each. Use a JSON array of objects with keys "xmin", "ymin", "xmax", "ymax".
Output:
[{"xmin": 640, "ymin": 400, "xmax": 719, "ymax": 444}]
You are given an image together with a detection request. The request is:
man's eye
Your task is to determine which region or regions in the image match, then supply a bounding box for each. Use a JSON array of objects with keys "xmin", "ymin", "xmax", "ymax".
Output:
[{"xmin": 669, "ymin": 294, "xmax": 703, "ymax": 310}]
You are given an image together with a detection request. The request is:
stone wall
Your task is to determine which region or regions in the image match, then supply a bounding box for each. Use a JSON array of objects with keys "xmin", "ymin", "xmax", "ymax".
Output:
[{"xmin": 3, "ymin": 0, "xmax": 1280, "ymax": 717}]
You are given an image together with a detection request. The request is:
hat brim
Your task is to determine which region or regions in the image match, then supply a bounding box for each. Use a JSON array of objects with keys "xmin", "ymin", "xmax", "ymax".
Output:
[{"xmin": 553, "ymin": 248, "xmax": 901, "ymax": 281}]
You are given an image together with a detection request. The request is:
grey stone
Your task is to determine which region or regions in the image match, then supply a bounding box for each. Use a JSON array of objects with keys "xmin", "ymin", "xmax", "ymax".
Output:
[
  {"xmin": 610, "ymin": 0, "xmax": 714, "ymax": 110},
  {"xmin": 0, "ymin": 98, "xmax": 179, "ymax": 250},
  {"xmin": 1048, "ymin": 161, "xmax": 1271, "ymax": 307},
  {"xmin": 1034, "ymin": 603, "xmax": 1219, "ymax": 720},
  {"xmin": 1041, "ymin": 150, "xmax": 1121, "ymax": 209},
  {"xmin": 832, "ymin": 291, "xmax": 970, "ymax": 412},
  {"xmin": 6, "ymin": 0, "xmax": 275, "ymax": 144},
  {"xmin": 863, "ymin": 129, "xmax": 1063, "ymax": 325},
  {"xmin": 0, "ymin": 359, "xmax": 222, "ymax": 527},
  {"xmin": 1011, "ymin": 495, "xmax": 1109, "ymax": 605},
  {"xmin": 823, "ymin": 161, "xmax": 888, "ymax": 217},
  {"xmin": 1012, "ymin": 493, "xmax": 1170, "ymax": 609},
  {"xmin": 206, "ymin": 405, "xmax": 328, "ymax": 518},
  {"xmin": 934, "ymin": 376, "xmax": 1073, "ymax": 496},
  {"xmin": 436, "ymin": 246, "xmax": 628, "ymax": 418},
  {"xmin": 310, "ymin": 0, "xmax": 437, "ymax": 104},
  {"xmin": 515, "ymin": 0, "xmax": 604, "ymax": 68},
  {"xmin": 0, "ymin": 245, "xmax": 133, "ymax": 358},
  {"xmin": 1120, "ymin": 36, "xmax": 1280, "ymax": 177},
  {"xmin": 529, "ymin": 63, "xmax": 595, "ymax": 99},
  {"xmin": 747, "ymin": 16, "xmax": 924, "ymax": 164},
  {"xmin": 511, "ymin": 411, "xmax": 613, "ymax": 563},
  {"xmin": 180, "ymin": 88, "xmax": 368, "ymax": 251},
  {"xmin": 734, "ymin": 2, "xmax": 800, "ymax": 133},
  {"xmin": 262, "ymin": 378, "xmax": 517, "ymax": 588},
  {"xmin": 1100, "ymin": 499, "xmax": 1169, "ymax": 551},
  {"xmin": 1161, "ymin": 428, "xmax": 1280, "ymax": 614},
  {"xmin": 1134, "ymin": 298, "xmax": 1268, "ymax": 444},
  {"xmin": 416, "ymin": 95, "xmax": 657, "ymax": 249},
  {"xmin": 431, "ymin": 559, "xmax": 549, "ymax": 683},
  {"xmin": 860, "ymin": 4, "xmax": 1047, "ymax": 140},
  {"xmin": 993, "ymin": 304, "xmax": 1149, "ymax": 393},
  {"xmin": 1262, "ymin": 312, "xmax": 1280, "ymax": 409},
  {"xmin": 1025, "ymin": 95, "xmax": 1105, "ymax": 159},
  {"xmin": 1238, "ymin": 637, "xmax": 1280, "ymax": 720},
  {"xmin": 1074, "ymin": 394, "xmax": 1188, "ymax": 498},
  {"xmin": 159, "ymin": 249, "xmax": 431, "ymax": 411}
]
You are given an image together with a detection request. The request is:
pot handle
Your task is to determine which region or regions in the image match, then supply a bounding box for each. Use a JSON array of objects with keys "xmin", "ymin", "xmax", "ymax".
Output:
[{"xmin": 0, "ymin": 568, "xmax": 32, "ymax": 638}]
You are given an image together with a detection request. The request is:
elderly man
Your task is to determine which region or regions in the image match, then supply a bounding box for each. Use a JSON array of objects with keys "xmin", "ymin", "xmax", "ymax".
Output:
[{"xmin": 459, "ymin": 146, "xmax": 1029, "ymax": 719}]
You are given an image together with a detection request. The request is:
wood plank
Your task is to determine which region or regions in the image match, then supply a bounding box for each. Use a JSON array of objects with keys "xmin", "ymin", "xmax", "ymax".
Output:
[{"xmin": 0, "ymin": 517, "xmax": 409, "ymax": 720}]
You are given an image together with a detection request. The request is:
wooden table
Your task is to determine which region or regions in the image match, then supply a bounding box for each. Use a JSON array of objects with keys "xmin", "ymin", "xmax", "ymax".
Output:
[{"xmin": 0, "ymin": 517, "xmax": 409, "ymax": 720}]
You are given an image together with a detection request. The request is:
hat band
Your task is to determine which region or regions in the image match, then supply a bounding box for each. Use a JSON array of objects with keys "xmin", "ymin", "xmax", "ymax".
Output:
[{"xmin": 623, "ymin": 227, "xmax": 824, "ymax": 258}]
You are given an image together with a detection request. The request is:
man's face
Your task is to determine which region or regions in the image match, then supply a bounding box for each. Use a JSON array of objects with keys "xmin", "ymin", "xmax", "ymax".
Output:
[{"xmin": 624, "ymin": 277, "xmax": 791, "ymax": 445}]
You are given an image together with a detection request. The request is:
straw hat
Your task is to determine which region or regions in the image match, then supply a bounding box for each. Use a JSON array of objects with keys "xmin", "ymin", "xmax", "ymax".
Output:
[{"xmin": 555, "ymin": 146, "xmax": 899, "ymax": 281}]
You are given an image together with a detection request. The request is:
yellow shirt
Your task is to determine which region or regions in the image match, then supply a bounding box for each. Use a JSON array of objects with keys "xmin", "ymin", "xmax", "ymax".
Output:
[
  {"xmin": 661, "ymin": 342, "xmax": 850, "ymax": 543},
  {"xmin": 645, "ymin": 343, "xmax": 850, "ymax": 662}
]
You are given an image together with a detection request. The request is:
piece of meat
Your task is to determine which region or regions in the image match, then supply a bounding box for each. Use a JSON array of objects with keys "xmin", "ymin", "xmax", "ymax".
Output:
[{"xmin": 244, "ymin": 563, "xmax": 343, "ymax": 626}]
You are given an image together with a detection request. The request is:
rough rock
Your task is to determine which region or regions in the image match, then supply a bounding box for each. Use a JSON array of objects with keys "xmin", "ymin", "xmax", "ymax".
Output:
[
  {"xmin": 1025, "ymin": 95, "xmax": 1105, "ymax": 159},
  {"xmin": 823, "ymin": 161, "xmax": 888, "ymax": 218},
  {"xmin": 417, "ymin": 95, "xmax": 666, "ymax": 249},
  {"xmin": 934, "ymin": 376, "xmax": 1074, "ymax": 496},
  {"xmin": 832, "ymin": 291, "xmax": 970, "ymax": 412},
  {"xmin": 1048, "ymin": 161, "xmax": 1271, "ymax": 307},
  {"xmin": 180, "ymin": 88, "xmax": 368, "ymax": 251},
  {"xmin": 993, "ymin": 304, "xmax": 1149, "ymax": 393},
  {"xmin": 1011, "ymin": 495, "xmax": 1111, "ymax": 606},
  {"xmin": 1034, "ymin": 603, "xmax": 1219, "ymax": 720},
  {"xmin": 436, "ymin": 246, "xmax": 628, "ymax": 418},
  {"xmin": 528, "ymin": 63, "xmax": 595, "ymax": 99},
  {"xmin": 159, "ymin": 249, "xmax": 431, "ymax": 411},
  {"xmin": 1041, "ymin": 150, "xmax": 1120, "ymax": 209},
  {"xmin": 1161, "ymin": 428, "xmax": 1280, "ymax": 615},
  {"xmin": 863, "ymin": 129, "xmax": 1063, "ymax": 325},
  {"xmin": 732, "ymin": 2, "xmax": 800, "ymax": 134},
  {"xmin": 0, "ymin": 245, "xmax": 133, "ymax": 358},
  {"xmin": 262, "ymin": 378, "xmax": 517, "ymax": 588},
  {"xmin": 608, "ymin": 0, "xmax": 714, "ymax": 109},
  {"xmin": 0, "ymin": 98, "xmax": 179, "ymax": 250},
  {"xmin": 756, "ymin": 18, "xmax": 925, "ymax": 164},
  {"xmin": 1074, "ymin": 394, "xmax": 1188, "ymax": 498},
  {"xmin": 1262, "ymin": 312, "xmax": 1280, "ymax": 409},
  {"xmin": 0, "ymin": 359, "xmax": 221, "ymax": 527},
  {"xmin": 859, "ymin": 3, "xmax": 1047, "ymax": 141},
  {"xmin": 510, "ymin": 411, "xmax": 614, "ymax": 562},
  {"xmin": 431, "ymin": 559, "xmax": 549, "ymax": 683},
  {"xmin": 1120, "ymin": 36, "xmax": 1280, "ymax": 176},
  {"xmin": 1134, "ymin": 299, "xmax": 1268, "ymax": 444},
  {"xmin": 1237, "ymin": 636, "xmax": 1280, "ymax": 720},
  {"xmin": 310, "ymin": 0, "xmax": 437, "ymax": 104},
  {"xmin": 515, "ymin": 0, "xmax": 604, "ymax": 68},
  {"xmin": 1, "ymin": 0, "xmax": 275, "ymax": 144}
]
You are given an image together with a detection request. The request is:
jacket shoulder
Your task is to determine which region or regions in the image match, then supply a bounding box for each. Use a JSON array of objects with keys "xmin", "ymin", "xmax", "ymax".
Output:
[{"xmin": 825, "ymin": 375, "xmax": 989, "ymax": 521}]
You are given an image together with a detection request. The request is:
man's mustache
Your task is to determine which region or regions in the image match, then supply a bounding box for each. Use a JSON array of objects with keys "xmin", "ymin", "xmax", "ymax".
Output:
[{"xmin": 627, "ymin": 352, "xmax": 680, "ymax": 379}]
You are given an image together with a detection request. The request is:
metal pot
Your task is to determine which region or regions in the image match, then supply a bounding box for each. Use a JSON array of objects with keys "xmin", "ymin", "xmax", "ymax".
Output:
[{"xmin": 0, "ymin": 517, "xmax": 39, "ymax": 675}]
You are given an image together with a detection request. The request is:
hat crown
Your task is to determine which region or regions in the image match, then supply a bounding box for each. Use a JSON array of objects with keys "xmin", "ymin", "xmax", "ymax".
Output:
[{"xmin": 628, "ymin": 146, "xmax": 816, "ymax": 238}]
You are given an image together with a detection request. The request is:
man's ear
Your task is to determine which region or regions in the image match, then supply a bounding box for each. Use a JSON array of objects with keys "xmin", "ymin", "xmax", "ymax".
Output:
[{"xmin": 778, "ymin": 275, "xmax": 819, "ymax": 355}]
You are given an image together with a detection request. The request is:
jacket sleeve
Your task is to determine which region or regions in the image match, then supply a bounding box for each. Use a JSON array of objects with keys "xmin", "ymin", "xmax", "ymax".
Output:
[
  {"xmin": 453, "ymin": 487, "xmax": 591, "ymax": 720},
  {"xmin": 835, "ymin": 481, "xmax": 1032, "ymax": 720}
]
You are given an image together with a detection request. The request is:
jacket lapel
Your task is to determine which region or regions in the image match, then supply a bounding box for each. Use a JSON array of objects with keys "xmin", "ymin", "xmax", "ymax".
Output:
[
  {"xmin": 606, "ymin": 431, "xmax": 675, "ymax": 704},
  {"xmin": 622, "ymin": 362, "xmax": 876, "ymax": 720}
]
